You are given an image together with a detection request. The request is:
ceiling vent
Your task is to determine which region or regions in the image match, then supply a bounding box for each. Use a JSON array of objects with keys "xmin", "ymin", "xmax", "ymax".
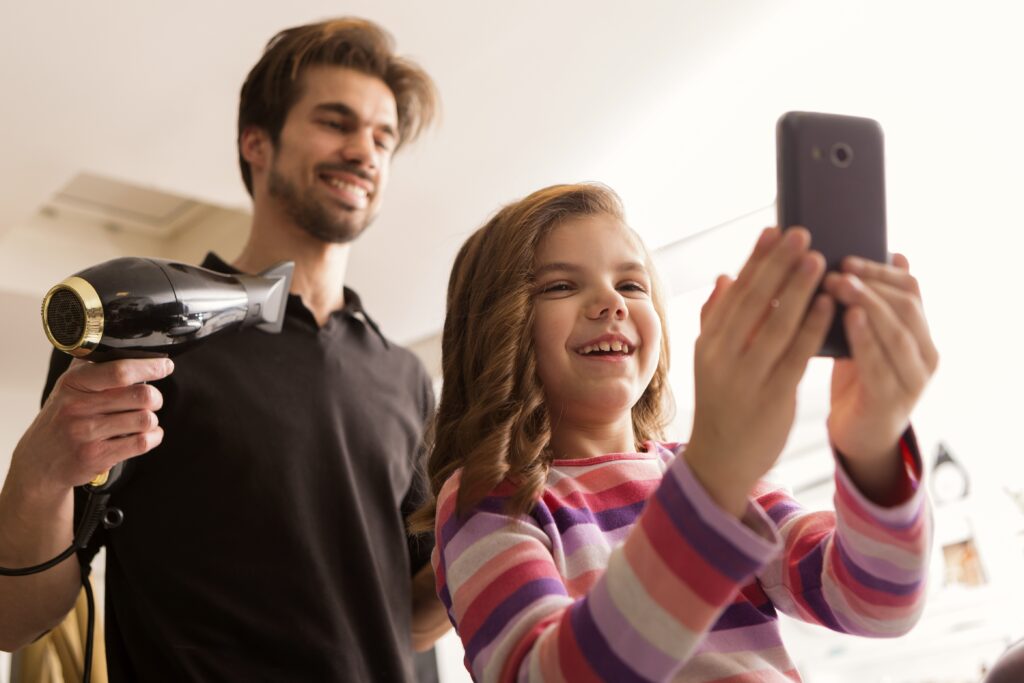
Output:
[{"xmin": 46, "ymin": 172, "xmax": 213, "ymax": 239}]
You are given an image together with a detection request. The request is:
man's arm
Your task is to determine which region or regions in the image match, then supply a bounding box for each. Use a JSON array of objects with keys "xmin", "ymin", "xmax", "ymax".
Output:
[
  {"xmin": 0, "ymin": 357, "xmax": 172, "ymax": 651},
  {"xmin": 0, "ymin": 475, "xmax": 81, "ymax": 651},
  {"xmin": 411, "ymin": 561, "xmax": 451, "ymax": 652}
]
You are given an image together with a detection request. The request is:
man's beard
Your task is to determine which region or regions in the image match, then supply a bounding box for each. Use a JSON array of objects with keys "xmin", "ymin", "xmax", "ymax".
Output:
[{"xmin": 267, "ymin": 167, "xmax": 373, "ymax": 244}]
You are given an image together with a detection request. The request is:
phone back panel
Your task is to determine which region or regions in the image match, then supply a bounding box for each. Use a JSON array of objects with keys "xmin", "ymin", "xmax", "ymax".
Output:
[{"xmin": 776, "ymin": 111, "xmax": 887, "ymax": 357}]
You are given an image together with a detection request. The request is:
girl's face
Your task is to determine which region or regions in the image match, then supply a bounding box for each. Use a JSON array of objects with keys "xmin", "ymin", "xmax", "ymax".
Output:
[{"xmin": 532, "ymin": 214, "xmax": 662, "ymax": 427}]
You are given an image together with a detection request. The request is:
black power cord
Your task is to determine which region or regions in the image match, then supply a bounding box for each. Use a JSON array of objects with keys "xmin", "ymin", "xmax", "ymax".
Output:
[{"xmin": 0, "ymin": 489, "xmax": 123, "ymax": 683}]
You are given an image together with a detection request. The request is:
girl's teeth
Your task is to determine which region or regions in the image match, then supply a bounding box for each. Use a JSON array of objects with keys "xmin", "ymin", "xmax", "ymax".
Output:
[{"xmin": 578, "ymin": 342, "xmax": 632, "ymax": 355}]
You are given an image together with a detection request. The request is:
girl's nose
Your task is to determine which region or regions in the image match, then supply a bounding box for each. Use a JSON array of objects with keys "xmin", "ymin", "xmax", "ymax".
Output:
[{"xmin": 586, "ymin": 291, "xmax": 627, "ymax": 320}]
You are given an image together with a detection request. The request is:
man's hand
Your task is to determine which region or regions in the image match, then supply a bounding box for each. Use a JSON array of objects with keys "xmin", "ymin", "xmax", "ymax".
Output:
[
  {"xmin": 823, "ymin": 253, "xmax": 939, "ymax": 501},
  {"xmin": 0, "ymin": 356, "xmax": 173, "ymax": 651},
  {"xmin": 8, "ymin": 357, "xmax": 174, "ymax": 498}
]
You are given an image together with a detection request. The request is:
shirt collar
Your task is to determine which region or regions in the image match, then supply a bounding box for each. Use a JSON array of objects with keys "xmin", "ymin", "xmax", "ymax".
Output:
[{"xmin": 200, "ymin": 252, "xmax": 390, "ymax": 347}]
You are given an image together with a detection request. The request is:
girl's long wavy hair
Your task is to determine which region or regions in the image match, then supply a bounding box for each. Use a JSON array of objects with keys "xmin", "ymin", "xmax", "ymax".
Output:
[{"xmin": 408, "ymin": 183, "xmax": 673, "ymax": 533}]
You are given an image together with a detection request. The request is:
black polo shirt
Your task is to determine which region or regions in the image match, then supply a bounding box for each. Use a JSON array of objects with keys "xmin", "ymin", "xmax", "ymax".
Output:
[{"xmin": 46, "ymin": 253, "xmax": 436, "ymax": 682}]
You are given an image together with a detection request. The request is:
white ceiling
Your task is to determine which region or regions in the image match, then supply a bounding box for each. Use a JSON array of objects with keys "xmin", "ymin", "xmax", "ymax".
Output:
[
  {"xmin": 0, "ymin": 0, "xmax": 834, "ymax": 344},
  {"xmin": 1, "ymin": 0, "xmax": 1022, "ymax": 353}
]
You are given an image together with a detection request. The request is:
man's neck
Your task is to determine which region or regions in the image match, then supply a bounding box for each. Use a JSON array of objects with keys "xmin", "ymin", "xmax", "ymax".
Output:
[{"xmin": 233, "ymin": 213, "xmax": 351, "ymax": 327}]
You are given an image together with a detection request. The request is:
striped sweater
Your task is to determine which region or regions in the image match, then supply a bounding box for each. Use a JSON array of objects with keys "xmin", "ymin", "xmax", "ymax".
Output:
[{"xmin": 433, "ymin": 437, "xmax": 929, "ymax": 682}]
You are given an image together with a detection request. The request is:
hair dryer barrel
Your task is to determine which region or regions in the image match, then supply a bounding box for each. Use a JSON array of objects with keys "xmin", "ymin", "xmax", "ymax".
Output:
[{"xmin": 41, "ymin": 257, "xmax": 294, "ymax": 361}]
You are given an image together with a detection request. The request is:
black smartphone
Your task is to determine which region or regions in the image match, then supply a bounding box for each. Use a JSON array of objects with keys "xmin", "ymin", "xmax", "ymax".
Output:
[{"xmin": 776, "ymin": 111, "xmax": 888, "ymax": 357}]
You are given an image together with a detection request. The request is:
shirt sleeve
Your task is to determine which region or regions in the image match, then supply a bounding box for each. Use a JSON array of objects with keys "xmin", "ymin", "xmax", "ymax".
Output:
[
  {"xmin": 754, "ymin": 429, "xmax": 931, "ymax": 638},
  {"xmin": 433, "ymin": 456, "xmax": 785, "ymax": 683},
  {"xmin": 402, "ymin": 362, "xmax": 438, "ymax": 576}
]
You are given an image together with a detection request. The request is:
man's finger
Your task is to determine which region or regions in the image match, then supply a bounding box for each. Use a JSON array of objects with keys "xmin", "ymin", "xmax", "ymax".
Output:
[{"xmin": 62, "ymin": 358, "xmax": 175, "ymax": 393}]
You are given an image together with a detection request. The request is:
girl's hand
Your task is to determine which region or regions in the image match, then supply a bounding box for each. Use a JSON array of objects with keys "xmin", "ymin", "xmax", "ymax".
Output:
[
  {"xmin": 823, "ymin": 254, "xmax": 939, "ymax": 499},
  {"xmin": 687, "ymin": 227, "xmax": 834, "ymax": 516}
]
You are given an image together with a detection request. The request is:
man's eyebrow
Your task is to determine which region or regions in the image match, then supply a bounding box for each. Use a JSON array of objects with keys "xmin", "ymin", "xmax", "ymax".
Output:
[
  {"xmin": 313, "ymin": 102, "xmax": 398, "ymax": 138},
  {"xmin": 534, "ymin": 261, "xmax": 649, "ymax": 277}
]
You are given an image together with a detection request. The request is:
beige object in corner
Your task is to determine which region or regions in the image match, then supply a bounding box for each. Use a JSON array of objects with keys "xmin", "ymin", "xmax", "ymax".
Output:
[{"xmin": 10, "ymin": 579, "xmax": 107, "ymax": 683}]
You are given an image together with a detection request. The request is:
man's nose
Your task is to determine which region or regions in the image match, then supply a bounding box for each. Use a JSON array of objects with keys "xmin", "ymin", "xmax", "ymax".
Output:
[{"xmin": 340, "ymin": 128, "xmax": 378, "ymax": 170}]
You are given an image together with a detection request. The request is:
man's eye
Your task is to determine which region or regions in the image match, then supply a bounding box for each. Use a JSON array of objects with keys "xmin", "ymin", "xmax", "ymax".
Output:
[{"xmin": 322, "ymin": 120, "xmax": 349, "ymax": 131}]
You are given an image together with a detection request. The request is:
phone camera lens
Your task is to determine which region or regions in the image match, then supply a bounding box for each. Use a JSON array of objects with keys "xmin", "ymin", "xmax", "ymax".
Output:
[{"xmin": 830, "ymin": 142, "xmax": 853, "ymax": 168}]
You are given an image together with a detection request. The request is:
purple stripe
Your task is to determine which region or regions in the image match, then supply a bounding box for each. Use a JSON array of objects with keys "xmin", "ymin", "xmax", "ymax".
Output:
[
  {"xmin": 438, "ymin": 582, "xmax": 452, "ymax": 612},
  {"xmin": 835, "ymin": 534, "xmax": 922, "ymax": 585},
  {"xmin": 670, "ymin": 458, "xmax": 781, "ymax": 557},
  {"xmin": 464, "ymin": 577, "xmax": 567, "ymax": 662},
  {"xmin": 835, "ymin": 468, "xmax": 925, "ymax": 532},
  {"xmin": 763, "ymin": 498, "xmax": 802, "ymax": 526},
  {"xmin": 834, "ymin": 536, "xmax": 922, "ymax": 596},
  {"xmin": 444, "ymin": 507, "xmax": 520, "ymax": 560},
  {"xmin": 711, "ymin": 599, "xmax": 778, "ymax": 630},
  {"xmin": 567, "ymin": 599, "xmax": 653, "ymax": 683},
  {"xmin": 439, "ymin": 493, "xmax": 511, "ymax": 548},
  {"xmin": 547, "ymin": 499, "xmax": 647, "ymax": 537},
  {"xmin": 587, "ymin": 572, "xmax": 679, "ymax": 680},
  {"xmin": 655, "ymin": 468, "xmax": 760, "ymax": 582},
  {"xmin": 796, "ymin": 542, "xmax": 844, "ymax": 632}
]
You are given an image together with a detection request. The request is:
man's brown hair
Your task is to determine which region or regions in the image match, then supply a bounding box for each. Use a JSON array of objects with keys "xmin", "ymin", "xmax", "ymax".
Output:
[{"xmin": 237, "ymin": 18, "xmax": 439, "ymax": 195}]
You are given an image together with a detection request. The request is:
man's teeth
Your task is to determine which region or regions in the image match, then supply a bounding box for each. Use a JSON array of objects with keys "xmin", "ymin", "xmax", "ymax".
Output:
[
  {"xmin": 324, "ymin": 177, "xmax": 368, "ymax": 198},
  {"xmin": 579, "ymin": 340, "xmax": 630, "ymax": 355}
]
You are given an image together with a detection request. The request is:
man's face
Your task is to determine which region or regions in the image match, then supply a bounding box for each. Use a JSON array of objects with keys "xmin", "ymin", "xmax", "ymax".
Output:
[{"xmin": 265, "ymin": 65, "xmax": 398, "ymax": 243}]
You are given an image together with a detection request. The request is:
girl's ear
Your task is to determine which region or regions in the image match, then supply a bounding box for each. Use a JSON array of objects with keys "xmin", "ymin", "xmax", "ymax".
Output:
[{"xmin": 240, "ymin": 126, "xmax": 271, "ymax": 170}]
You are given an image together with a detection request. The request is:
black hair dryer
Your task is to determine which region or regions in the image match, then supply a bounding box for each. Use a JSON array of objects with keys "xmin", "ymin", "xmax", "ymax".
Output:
[
  {"xmin": 41, "ymin": 257, "xmax": 294, "ymax": 362},
  {"xmin": 40, "ymin": 257, "xmax": 293, "ymax": 493}
]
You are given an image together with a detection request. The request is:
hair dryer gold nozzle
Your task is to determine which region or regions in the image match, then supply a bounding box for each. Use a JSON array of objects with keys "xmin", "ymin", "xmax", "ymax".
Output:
[{"xmin": 41, "ymin": 276, "xmax": 104, "ymax": 357}]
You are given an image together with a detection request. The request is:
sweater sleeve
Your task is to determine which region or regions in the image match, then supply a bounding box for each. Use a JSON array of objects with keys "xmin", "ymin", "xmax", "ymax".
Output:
[
  {"xmin": 433, "ymin": 458, "xmax": 785, "ymax": 683},
  {"xmin": 755, "ymin": 430, "xmax": 932, "ymax": 637}
]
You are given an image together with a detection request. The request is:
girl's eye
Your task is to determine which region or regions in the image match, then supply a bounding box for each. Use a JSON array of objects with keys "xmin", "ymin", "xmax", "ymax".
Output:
[
  {"xmin": 539, "ymin": 282, "xmax": 573, "ymax": 294},
  {"xmin": 619, "ymin": 282, "xmax": 648, "ymax": 293}
]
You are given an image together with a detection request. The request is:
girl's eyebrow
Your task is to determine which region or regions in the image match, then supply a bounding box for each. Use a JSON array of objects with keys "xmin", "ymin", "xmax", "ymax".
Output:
[{"xmin": 534, "ymin": 261, "xmax": 648, "ymax": 277}]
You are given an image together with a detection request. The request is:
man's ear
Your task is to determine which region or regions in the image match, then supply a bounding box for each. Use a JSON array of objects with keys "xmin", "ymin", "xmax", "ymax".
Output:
[{"xmin": 240, "ymin": 126, "xmax": 271, "ymax": 171}]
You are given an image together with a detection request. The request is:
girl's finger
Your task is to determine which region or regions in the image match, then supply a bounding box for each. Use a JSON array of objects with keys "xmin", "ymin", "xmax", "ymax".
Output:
[
  {"xmin": 743, "ymin": 251, "xmax": 826, "ymax": 379},
  {"xmin": 855, "ymin": 278, "xmax": 939, "ymax": 374},
  {"xmin": 844, "ymin": 305, "xmax": 926, "ymax": 400},
  {"xmin": 700, "ymin": 275, "xmax": 733, "ymax": 330},
  {"xmin": 716, "ymin": 227, "xmax": 812, "ymax": 355},
  {"xmin": 701, "ymin": 227, "xmax": 780, "ymax": 335},
  {"xmin": 842, "ymin": 255, "xmax": 919, "ymax": 296},
  {"xmin": 771, "ymin": 293, "xmax": 833, "ymax": 389},
  {"xmin": 826, "ymin": 272, "xmax": 938, "ymax": 381}
]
